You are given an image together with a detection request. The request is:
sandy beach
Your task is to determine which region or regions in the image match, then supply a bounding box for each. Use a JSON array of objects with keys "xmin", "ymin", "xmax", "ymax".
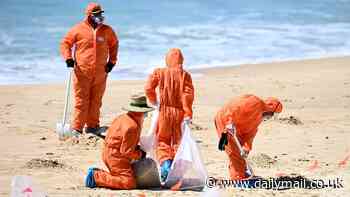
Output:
[{"xmin": 0, "ymin": 56, "xmax": 349, "ymax": 196}]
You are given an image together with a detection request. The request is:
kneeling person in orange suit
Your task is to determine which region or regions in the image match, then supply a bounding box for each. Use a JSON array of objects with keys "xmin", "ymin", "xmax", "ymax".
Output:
[
  {"xmin": 85, "ymin": 95, "xmax": 154, "ymax": 189},
  {"xmin": 145, "ymin": 48, "xmax": 194, "ymax": 182},
  {"xmin": 215, "ymin": 94, "xmax": 282, "ymax": 180}
]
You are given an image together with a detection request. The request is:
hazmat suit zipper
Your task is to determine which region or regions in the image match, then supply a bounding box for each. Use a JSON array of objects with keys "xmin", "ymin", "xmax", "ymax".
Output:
[
  {"xmin": 93, "ymin": 27, "xmax": 99, "ymax": 72},
  {"xmin": 93, "ymin": 29, "xmax": 96, "ymax": 73},
  {"xmin": 89, "ymin": 24, "xmax": 101, "ymax": 74}
]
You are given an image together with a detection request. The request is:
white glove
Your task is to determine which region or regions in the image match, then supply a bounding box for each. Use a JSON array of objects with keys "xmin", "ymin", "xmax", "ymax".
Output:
[
  {"xmin": 225, "ymin": 124, "xmax": 236, "ymax": 135},
  {"xmin": 147, "ymin": 99, "xmax": 159, "ymax": 109},
  {"xmin": 240, "ymin": 149, "xmax": 249, "ymax": 159},
  {"xmin": 183, "ymin": 117, "xmax": 192, "ymax": 125}
]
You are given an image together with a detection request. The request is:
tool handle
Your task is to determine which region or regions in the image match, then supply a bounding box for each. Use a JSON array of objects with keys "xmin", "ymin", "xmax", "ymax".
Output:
[
  {"xmin": 231, "ymin": 132, "xmax": 255, "ymax": 176},
  {"xmin": 232, "ymin": 132, "xmax": 244, "ymax": 153},
  {"xmin": 62, "ymin": 69, "xmax": 72, "ymax": 125}
]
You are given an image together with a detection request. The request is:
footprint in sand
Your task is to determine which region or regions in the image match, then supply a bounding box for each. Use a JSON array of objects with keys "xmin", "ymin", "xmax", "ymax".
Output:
[
  {"xmin": 249, "ymin": 153, "xmax": 277, "ymax": 168},
  {"xmin": 297, "ymin": 158, "xmax": 310, "ymax": 162},
  {"xmin": 274, "ymin": 80, "xmax": 286, "ymax": 89},
  {"xmin": 1, "ymin": 120, "xmax": 10, "ymax": 124},
  {"xmin": 190, "ymin": 122, "xmax": 208, "ymax": 131},
  {"xmin": 0, "ymin": 104, "xmax": 14, "ymax": 115},
  {"xmin": 5, "ymin": 103, "xmax": 14, "ymax": 108},
  {"xmin": 282, "ymin": 99, "xmax": 293, "ymax": 103},
  {"xmin": 43, "ymin": 99, "xmax": 58, "ymax": 106},
  {"xmin": 196, "ymin": 140, "xmax": 203, "ymax": 144}
]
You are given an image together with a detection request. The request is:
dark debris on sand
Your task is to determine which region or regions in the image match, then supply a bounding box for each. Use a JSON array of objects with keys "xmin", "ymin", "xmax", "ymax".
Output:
[
  {"xmin": 83, "ymin": 135, "xmax": 102, "ymax": 147},
  {"xmin": 190, "ymin": 123, "xmax": 207, "ymax": 131},
  {"xmin": 25, "ymin": 158, "xmax": 65, "ymax": 169},
  {"xmin": 278, "ymin": 116, "xmax": 303, "ymax": 125}
]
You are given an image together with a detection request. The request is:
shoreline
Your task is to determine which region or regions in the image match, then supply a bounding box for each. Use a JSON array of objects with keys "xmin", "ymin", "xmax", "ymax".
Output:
[
  {"xmin": 192, "ymin": 55, "xmax": 350, "ymax": 75},
  {"xmin": 190, "ymin": 54, "xmax": 350, "ymax": 71},
  {"xmin": 0, "ymin": 55, "xmax": 349, "ymax": 87}
]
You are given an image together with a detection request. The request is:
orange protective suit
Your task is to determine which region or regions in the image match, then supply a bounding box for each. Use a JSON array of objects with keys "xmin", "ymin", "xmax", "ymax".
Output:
[
  {"xmin": 214, "ymin": 95, "xmax": 282, "ymax": 180},
  {"xmin": 145, "ymin": 48, "xmax": 194, "ymax": 164},
  {"xmin": 94, "ymin": 112, "xmax": 143, "ymax": 189},
  {"xmin": 60, "ymin": 3, "xmax": 118, "ymax": 131}
]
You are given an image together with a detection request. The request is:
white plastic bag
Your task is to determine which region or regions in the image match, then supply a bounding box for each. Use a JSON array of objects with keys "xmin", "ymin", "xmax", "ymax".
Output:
[
  {"xmin": 139, "ymin": 109, "xmax": 159, "ymax": 159},
  {"xmin": 11, "ymin": 176, "xmax": 46, "ymax": 197},
  {"xmin": 165, "ymin": 122, "xmax": 207, "ymax": 191}
]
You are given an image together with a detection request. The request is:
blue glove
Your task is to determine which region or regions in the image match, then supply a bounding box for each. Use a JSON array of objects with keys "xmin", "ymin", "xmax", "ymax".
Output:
[
  {"xmin": 160, "ymin": 159, "xmax": 173, "ymax": 182},
  {"xmin": 85, "ymin": 167, "xmax": 97, "ymax": 188}
]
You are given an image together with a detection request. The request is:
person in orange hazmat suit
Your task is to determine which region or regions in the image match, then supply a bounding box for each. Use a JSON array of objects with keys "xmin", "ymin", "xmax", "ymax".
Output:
[
  {"xmin": 85, "ymin": 95, "xmax": 154, "ymax": 189},
  {"xmin": 144, "ymin": 48, "xmax": 195, "ymax": 182},
  {"xmin": 215, "ymin": 95, "xmax": 282, "ymax": 180},
  {"xmin": 60, "ymin": 2, "xmax": 118, "ymax": 143}
]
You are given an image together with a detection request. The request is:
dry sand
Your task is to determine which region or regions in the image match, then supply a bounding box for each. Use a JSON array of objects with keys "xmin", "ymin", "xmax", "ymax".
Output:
[{"xmin": 0, "ymin": 56, "xmax": 349, "ymax": 196}]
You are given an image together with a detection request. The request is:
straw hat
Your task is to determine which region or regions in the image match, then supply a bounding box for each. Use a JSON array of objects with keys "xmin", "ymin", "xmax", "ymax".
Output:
[{"xmin": 122, "ymin": 94, "xmax": 154, "ymax": 113}]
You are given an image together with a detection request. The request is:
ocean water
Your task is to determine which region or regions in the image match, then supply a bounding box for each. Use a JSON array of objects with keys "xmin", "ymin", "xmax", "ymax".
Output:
[{"xmin": 1, "ymin": 0, "xmax": 350, "ymax": 84}]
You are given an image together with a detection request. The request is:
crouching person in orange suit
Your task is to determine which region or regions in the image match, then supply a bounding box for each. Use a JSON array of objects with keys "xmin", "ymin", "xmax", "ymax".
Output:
[
  {"xmin": 215, "ymin": 94, "xmax": 283, "ymax": 180},
  {"xmin": 85, "ymin": 95, "xmax": 154, "ymax": 189}
]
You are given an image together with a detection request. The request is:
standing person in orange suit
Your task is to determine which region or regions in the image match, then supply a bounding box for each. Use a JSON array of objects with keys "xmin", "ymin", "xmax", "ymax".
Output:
[
  {"xmin": 85, "ymin": 95, "xmax": 154, "ymax": 189},
  {"xmin": 215, "ymin": 95, "xmax": 282, "ymax": 180},
  {"xmin": 60, "ymin": 2, "xmax": 118, "ymax": 143},
  {"xmin": 145, "ymin": 48, "xmax": 195, "ymax": 182}
]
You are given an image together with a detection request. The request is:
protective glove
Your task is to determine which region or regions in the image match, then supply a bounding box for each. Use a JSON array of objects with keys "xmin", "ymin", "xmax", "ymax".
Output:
[
  {"xmin": 218, "ymin": 132, "xmax": 228, "ymax": 151},
  {"xmin": 136, "ymin": 145, "xmax": 146, "ymax": 159},
  {"xmin": 140, "ymin": 149, "xmax": 146, "ymax": 159},
  {"xmin": 183, "ymin": 117, "xmax": 192, "ymax": 125},
  {"xmin": 66, "ymin": 58, "xmax": 75, "ymax": 68},
  {"xmin": 147, "ymin": 99, "xmax": 159, "ymax": 109},
  {"xmin": 160, "ymin": 159, "xmax": 173, "ymax": 182},
  {"xmin": 225, "ymin": 124, "xmax": 235, "ymax": 135},
  {"xmin": 105, "ymin": 61, "xmax": 115, "ymax": 73}
]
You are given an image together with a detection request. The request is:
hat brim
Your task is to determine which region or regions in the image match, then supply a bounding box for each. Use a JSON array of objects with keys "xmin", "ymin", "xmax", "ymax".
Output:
[
  {"xmin": 122, "ymin": 104, "xmax": 154, "ymax": 113},
  {"xmin": 92, "ymin": 10, "xmax": 104, "ymax": 14}
]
